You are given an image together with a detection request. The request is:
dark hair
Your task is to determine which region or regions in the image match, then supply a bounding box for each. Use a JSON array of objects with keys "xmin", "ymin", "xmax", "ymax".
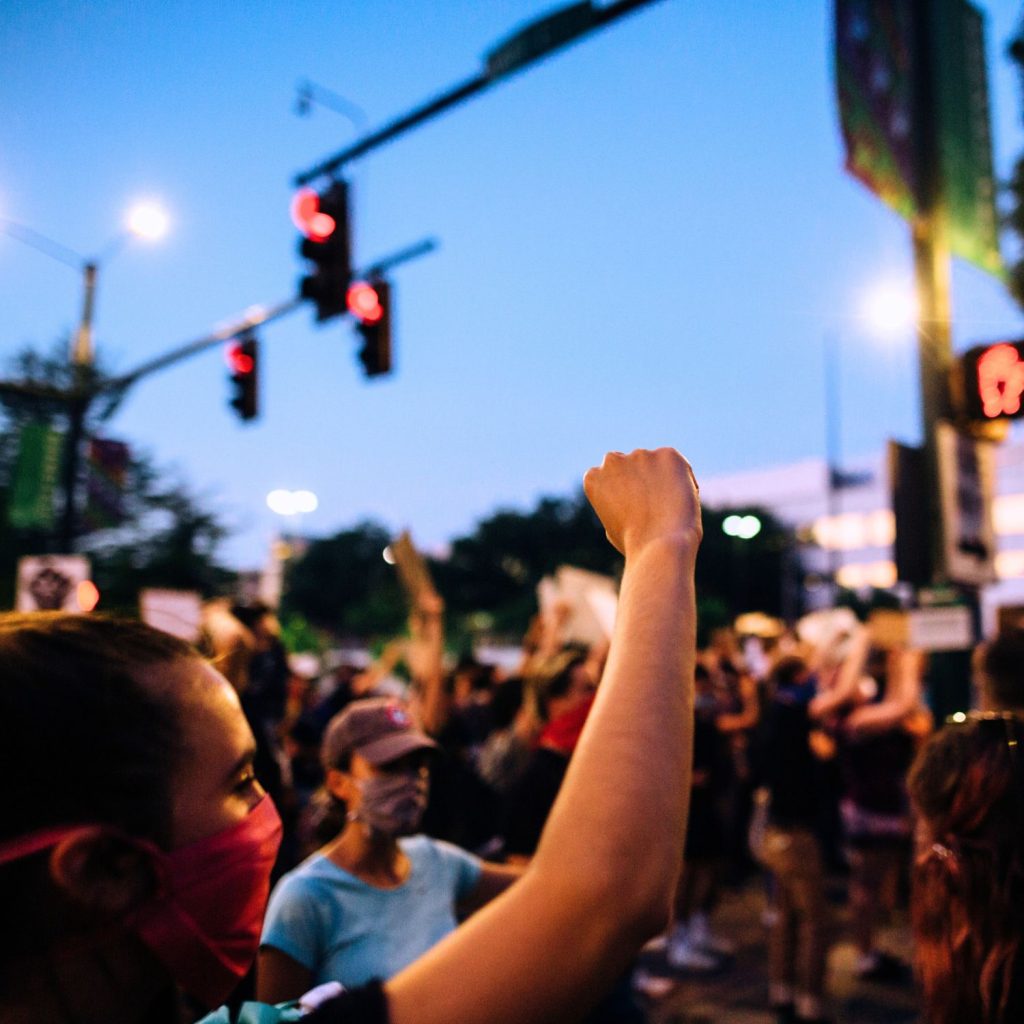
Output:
[
  {"xmin": 908, "ymin": 716, "xmax": 1024, "ymax": 1023},
  {"xmin": 0, "ymin": 613, "xmax": 196, "ymax": 847},
  {"xmin": 769, "ymin": 655, "xmax": 807, "ymax": 688},
  {"xmin": 980, "ymin": 630, "xmax": 1024, "ymax": 711},
  {"xmin": 529, "ymin": 650, "xmax": 587, "ymax": 719}
]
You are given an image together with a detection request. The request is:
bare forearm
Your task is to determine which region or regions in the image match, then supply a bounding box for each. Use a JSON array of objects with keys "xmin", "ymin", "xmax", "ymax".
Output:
[{"xmin": 533, "ymin": 536, "xmax": 696, "ymax": 917}]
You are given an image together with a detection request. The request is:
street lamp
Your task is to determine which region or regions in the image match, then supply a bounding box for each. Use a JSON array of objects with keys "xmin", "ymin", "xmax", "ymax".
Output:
[
  {"xmin": 859, "ymin": 280, "xmax": 919, "ymax": 342},
  {"xmin": 266, "ymin": 489, "xmax": 319, "ymax": 516},
  {"xmin": 264, "ymin": 489, "xmax": 319, "ymax": 607},
  {"xmin": 73, "ymin": 199, "xmax": 171, "ymax": 365},
  {"xmin": 822, "ymin": 279, "xmax": 917, "ymax": 599}
]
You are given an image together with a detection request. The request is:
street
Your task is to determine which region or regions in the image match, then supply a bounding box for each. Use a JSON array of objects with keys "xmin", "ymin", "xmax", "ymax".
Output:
[{"xmin": 635, "ymin": 878, "xmax": 919, "ymax": 1024}]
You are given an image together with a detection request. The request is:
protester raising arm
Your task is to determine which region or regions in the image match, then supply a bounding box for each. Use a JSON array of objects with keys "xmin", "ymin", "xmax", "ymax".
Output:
[{"xmin": 375, "ymin": 448, "xmax": 701, "ymax": 1024}]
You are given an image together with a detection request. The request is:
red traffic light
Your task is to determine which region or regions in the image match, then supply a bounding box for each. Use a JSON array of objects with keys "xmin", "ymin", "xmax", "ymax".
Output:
[
  {"xmin": 977, "ymin": 344, "xmax": 1024, "ymax": 418},
  {"xmin": 291, "ymin": 187, "xmax": 336, "ymax": 242},
  {"xmin": 225, "ymin": 342, "xmax": 255, "ymax": 375},
  {"xmin": 347, "ymin": 281, "xmax": 384, "ymax": 324}
]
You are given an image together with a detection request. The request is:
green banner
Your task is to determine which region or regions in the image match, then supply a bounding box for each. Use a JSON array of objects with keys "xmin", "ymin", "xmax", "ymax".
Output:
[
  {"xmin": 835, "ymin": 0, "xmax": 918, "ymax": 221},
  {"xmin": 8, "ymin": 423, "xmax": 63, "ymax": 530},
  {"xmin": 931, "ymin": 0, "xmax": 1004, "ymax": 278}
]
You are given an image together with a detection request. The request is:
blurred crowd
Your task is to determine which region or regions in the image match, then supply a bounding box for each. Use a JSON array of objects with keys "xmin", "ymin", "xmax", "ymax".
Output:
[
  {"xmin": 2, "ymin": 448, "xmax": 1022, "ymax": 1024},
  {"xmin": 202, "ymin": 589, "xmax": 1024, "ymax": 1024}
]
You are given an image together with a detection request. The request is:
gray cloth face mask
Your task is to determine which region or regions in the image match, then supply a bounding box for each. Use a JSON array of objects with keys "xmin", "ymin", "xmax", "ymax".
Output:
[{"xmin": 352, "ymin": 772, "xmax": 428, "ymax": 836}]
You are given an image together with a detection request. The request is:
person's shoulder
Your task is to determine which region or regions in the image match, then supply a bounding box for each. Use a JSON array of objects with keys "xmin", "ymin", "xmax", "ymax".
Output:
[
  {"xmin": 402, "ymin": 834, "xmax": 480, "ymax": 871},
  {"xmin": 272, "ymin": 853, "xmax": 343, "ymax": 896}
]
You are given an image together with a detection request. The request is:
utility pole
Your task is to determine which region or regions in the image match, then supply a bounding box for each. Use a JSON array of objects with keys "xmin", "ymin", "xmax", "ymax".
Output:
[{"xmin": 909, "ymin": 0, "xmax": 954, "ymax": 588}]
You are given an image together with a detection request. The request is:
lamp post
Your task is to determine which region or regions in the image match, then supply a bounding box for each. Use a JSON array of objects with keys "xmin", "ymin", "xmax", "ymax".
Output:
[
  {"xmin": 2, "ymin": 200, "xmax": 170, "ymax": 550},
  {"xmin": 822, "ymin": 282, "xmax": 917, "ymax": 601},
  {"xmin": 264, "ymin": 490, "xmax": 318, "ymax": 608},
  {"xmin": 62, "ymin": 202, "xmax": 170, "ymax": 549}
]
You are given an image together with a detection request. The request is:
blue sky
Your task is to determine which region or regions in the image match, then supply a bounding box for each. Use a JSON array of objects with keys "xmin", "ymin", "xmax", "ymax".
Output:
[{"xmin": 3, "ymin": 1, "xmax": 1024, "ymax": 568}]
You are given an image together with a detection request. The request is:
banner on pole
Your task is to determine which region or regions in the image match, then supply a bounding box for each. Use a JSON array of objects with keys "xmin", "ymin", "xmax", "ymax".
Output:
[
  {"xmin": 834, "ymin": 0, "xmax": 918, "ymax": 220},
  {"xmin": 835, "ymin": 0, "xmax": 1003, "ymax": 277},
  {"xmin": 931, "ymin": 0, "xmax": 1003, "ymax": 277},
  {"xmin": 8, "ymin": 423, "xmax": 63, "ymax": 531},
  {"xmin": 83, "ymin": 438, "xmax": 130, "ymax": 532}
]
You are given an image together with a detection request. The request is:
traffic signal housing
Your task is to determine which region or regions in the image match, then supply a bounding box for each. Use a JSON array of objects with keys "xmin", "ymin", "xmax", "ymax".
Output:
[
  {"xmin": 958, "ymin": 339, "xmax": 1024, "ymax": 426},
  {"xmin": 226, "ymin": 332, "xmax": 259, "ymax": 421},
  {"xmin": 292, "ymin": 179, "xmax": 351, "ymax": 322},
  {"xmin": 347, "ymin": 278, "xmax": 393, "ymax": 378}
]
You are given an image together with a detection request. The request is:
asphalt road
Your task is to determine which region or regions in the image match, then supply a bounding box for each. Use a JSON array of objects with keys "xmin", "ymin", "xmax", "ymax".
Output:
[{"xmin": 631, "ymin": 877, "xmax": 920, "ymax": 1024}]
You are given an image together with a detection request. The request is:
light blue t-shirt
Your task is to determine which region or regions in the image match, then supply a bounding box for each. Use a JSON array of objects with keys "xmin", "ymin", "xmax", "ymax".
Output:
[{"xmin": 261, "ymin": 835, "xmax": 482, "ymax": 989}]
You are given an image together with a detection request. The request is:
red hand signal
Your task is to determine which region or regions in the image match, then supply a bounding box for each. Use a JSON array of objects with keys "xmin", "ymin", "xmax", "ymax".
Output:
[{"xmin": 977, "ymin": 343, "xmax": 1024, "ymax": 418}]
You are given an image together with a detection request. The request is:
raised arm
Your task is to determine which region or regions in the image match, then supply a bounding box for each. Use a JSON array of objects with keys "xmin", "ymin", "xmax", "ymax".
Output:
[{"xmin": 383, "ymin": 448, "xmax": 701, "ymax": 1024}]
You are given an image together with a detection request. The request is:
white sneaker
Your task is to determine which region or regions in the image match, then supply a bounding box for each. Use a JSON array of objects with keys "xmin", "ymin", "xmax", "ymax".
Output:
[
  {"xmin": 666, "ymin": 929, "xmax": 721, "ymax": 971},
  {"xmin": 689, "ymin": 911, "xmax": 737, "ymax": 956},
  {"xmin": 631, "ymin": 969, "xmax": 675, "ymax": 999}
]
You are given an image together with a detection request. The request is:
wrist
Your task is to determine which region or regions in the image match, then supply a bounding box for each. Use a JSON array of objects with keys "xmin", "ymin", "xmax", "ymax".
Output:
[{"xmin": 623, "ymin": 530, "xmax": 700, "ymax": 564}]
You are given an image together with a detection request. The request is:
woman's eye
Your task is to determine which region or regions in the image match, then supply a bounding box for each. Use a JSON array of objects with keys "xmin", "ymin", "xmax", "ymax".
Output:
[{"xmin": 235, "ymin": 768, "xmax": 259, "ymax": 794}]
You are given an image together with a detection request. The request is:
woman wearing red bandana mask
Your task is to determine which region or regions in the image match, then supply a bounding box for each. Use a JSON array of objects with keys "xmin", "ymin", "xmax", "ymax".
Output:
[{"xmin": 0, "ymin": 446, "xmax": 702, "ymax": 1024}]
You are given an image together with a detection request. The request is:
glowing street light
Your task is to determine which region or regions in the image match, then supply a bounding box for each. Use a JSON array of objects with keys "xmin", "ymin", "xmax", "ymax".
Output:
[
  {"xmin": 860, "ymin": 280, "xmax": 918, "ymax": 341},
  {"xmin": 266, "ymin": 489, "xmax": 319, "ymax": 516},
  {"xmin": 723, "ymin": 514, "xmax": 762, "ymax": 540},
  {"xmin": 126, "ymin": 200, "xmax": 170, "ymax": 241}
]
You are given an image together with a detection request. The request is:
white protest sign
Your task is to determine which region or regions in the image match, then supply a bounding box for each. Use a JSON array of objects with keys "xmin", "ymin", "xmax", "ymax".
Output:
[{"xmin": 15, "ymin": 555, "xmax": 91, "ymax": 612}]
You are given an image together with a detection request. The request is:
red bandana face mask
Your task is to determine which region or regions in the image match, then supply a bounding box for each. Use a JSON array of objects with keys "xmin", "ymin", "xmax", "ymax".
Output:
[{"xmin": 0, "ymin": 794, "xmax": 282, "ymax": 1009}]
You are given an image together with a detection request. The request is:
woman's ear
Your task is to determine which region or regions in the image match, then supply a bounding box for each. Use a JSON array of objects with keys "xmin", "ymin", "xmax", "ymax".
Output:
[
  {"xmin": 325, "ymin": 767, "xmax": 354, "ymax": 804},
  {"xmin": 49, "ymin": 829, "xmax": 160, "ymax": 918}
]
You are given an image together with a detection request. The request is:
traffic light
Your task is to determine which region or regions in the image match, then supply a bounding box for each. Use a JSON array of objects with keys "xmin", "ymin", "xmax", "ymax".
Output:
[
  {"xmin": 959, "ymin": 339, "xmax": 1024, "ymax": 421},
  {"xmin": 347, "ymin": 278, "xmax": 393, "ymax": 378},
  {"xmin": 292, "ymin": 179, "xmax": 351, "ymax": 322},
  {"xmin": 226, "ymin": 331, "xmax": 259, "ymax": 421}
]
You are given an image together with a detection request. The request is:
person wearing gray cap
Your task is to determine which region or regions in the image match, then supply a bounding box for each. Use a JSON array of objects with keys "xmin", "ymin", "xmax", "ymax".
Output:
[{"xmin": 258, "ymin": 697, "xmax": 523, "ymax": 1002}]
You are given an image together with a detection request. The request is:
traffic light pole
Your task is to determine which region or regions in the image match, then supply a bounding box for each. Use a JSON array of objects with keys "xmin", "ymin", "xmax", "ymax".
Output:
[
  {"xmin": 294, "ymin": 0, "xmax": 665, "ymax": 186},
  {"xmin": 909, "ymin": 0, "xmax": 954, "ymax": 588}
]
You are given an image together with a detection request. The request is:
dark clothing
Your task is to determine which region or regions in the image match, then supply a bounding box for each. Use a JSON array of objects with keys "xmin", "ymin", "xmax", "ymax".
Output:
[
  {"xmin": 759, "ymin": 683, "xmax": 822, "ymax": 830},
  {"xmin": 503, "ymin": 746, "xmax": 569, "ymax": 857},
  {"xmin": 686, "ymin": 691, "xmax": 728, "ymax": 860}
]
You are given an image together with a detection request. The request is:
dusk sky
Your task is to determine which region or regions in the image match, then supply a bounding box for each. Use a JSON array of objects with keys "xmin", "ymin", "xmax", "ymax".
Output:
[{"xmin": 4, "ymin": 1, "xmax": 1024, "ymax": 568}]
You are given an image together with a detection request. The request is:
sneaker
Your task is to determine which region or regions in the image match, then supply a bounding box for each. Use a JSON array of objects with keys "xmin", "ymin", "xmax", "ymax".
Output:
[
  {"xmin": 666, "ymin": 932, "xmax": 722, "ymax": 972},
  {"xmin": 631, "ymin": 969, "xmax": 675, "ymax": 999},
  {"xmin": 689, "ymin": 911, "xmax": 737, "ymax": 956}
]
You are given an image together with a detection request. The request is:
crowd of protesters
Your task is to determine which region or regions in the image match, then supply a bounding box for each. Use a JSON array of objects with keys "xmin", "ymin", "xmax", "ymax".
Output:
[
  {"xmin": 1, "ymin": 447, "xmax": 1023, "ymax": 1024},
  {"xmin": 195, "ymin": 576, "xmax": 1024, "ymax": 1023}
]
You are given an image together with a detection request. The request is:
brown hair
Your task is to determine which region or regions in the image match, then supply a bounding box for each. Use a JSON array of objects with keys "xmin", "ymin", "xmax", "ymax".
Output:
[
  {"xmin": 0, "ymin": 612, "xmax": 197, "ymax": 846},
  {"xmin": 979, "ymin": 629, "xmax": 1024, "ymax": 711},
  {"xmin": 908, "ymin": 715, "xmax": 1024, "ymax": 1023}
]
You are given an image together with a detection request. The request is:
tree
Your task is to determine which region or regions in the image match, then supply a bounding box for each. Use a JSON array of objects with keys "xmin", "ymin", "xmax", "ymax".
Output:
[
  {"xmin": 281, "ymin": 521, "xmax": 406, "ymax": 637},
  {"xmin": 432, "ymin": 491, "xmax": 623, "ymax": 635},
  {"xmin": 0, "ymin": 341, "xmax": 233, "ymax": 610}
]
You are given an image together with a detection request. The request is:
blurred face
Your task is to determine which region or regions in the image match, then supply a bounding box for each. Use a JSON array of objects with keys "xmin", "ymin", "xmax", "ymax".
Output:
[
  {"xmin": 547, "ymin": 664, "xmax": 597, "ymax": 720},
  {"xmin": 342, "ymin": 750, "xmax": 429, "ymax": 813},
  {"xmin": 154, "ymin": 659, "xmax": 264, "ymax": 848}
]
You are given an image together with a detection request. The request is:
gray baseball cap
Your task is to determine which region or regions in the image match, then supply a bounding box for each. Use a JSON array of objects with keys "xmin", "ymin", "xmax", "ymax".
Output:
[{"xmin": 322, "ymin": 698, "xmax": 437, "ymax": 769}]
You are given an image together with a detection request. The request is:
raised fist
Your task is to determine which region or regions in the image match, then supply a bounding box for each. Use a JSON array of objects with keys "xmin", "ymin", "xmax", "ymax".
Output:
[{"xmin": 583, "ymin": 448, "xmax": 701, "ymax": 558}]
